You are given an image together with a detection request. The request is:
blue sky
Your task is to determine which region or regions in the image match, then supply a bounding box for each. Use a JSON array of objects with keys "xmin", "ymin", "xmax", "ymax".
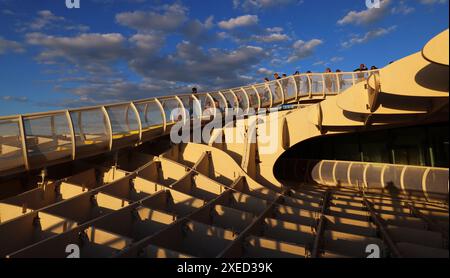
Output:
[{"xmin": 0, "ymin": 0, "xmax": 448, "ymax": 116}]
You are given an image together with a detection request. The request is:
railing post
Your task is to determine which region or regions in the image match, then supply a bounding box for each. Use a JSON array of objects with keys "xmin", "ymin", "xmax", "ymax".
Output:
[
  {"xmin": 251, "ymin": 85, "xmax": 261, "ymax": 109},
  {"xmin": 292, "ymin": 76, "xmax": 299, "ymax": 101},
  {"xmin": 307, "ymin": 74, "xmax": 312, "ymax": 98},
  {"xmin": 175, "ymin": 96, "xmax": 186, "ymax": 125},
  {"xmin": 266, "ymin": 83, "xmax": 274, "ymax": 108},
  {"xmin": 321, "ymin": 74, "xmax": 326, "ymax": 98},
  {"xmin": 130, "ymin": 102, "xmax": 142, "ymax": 142},
  {"xmin": 154, "ymin": 98, "xmax": 166, "ymax": 133},
  {"xmin": 18, "ymin": 115, "xmax": 29, "ymax": 171},
  {"xmin": 335, "ymin": 73, "xmax": 341, "ymax": 93},
  {"xmin": 204, "ymin": 93, "xmax": 215, "ymax": 118},
  {"xmin": 78, "ymin": 112, "xmax": 85, "ymax": 141},
  {"xmin": 191, "ymin": 94, "xmax": 201, "ymax": 119},
  {"xmin": 101, "ymin": 106, "xmax": 113, "ymax": 151},
  {"xmin": 240, "ymin": 87, "xmax": 250, "ymax": 113},
  {"xmin": 218, "ymin": 91, "xmax": 229, "ymax": 117},
  {"xmin": 143, "ymin": 103, "xmax": 149, "ymax": 125},
  {"xmin": 228, "ymin": 89, "xmax": 238, "ymax": 111},
  {"xmin": 275, "ymin": 80, "xmax": 285, "ymax": 104},
  {"xmin": 65, "ymin": 110, "xmax": 76, "ymax": 160}
]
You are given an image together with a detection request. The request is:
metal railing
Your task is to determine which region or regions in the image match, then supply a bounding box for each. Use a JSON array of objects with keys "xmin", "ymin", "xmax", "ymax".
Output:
[{"xmin": 0, "ymin": 70, "xmax": 378, "ymax": 176}]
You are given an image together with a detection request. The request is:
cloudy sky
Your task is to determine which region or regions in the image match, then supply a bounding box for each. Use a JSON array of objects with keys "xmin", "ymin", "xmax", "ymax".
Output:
[{"xmin": 0, "ymin": 0, "xmax": 448, "ymax": 116}]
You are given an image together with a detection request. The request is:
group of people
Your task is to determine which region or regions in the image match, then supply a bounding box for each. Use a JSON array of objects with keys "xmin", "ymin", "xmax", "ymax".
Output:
[
  {"xmin": 264, "ymin": 63, "xmax": 379, "ymax": 95},
  {"xmin": 177, "ymin": 63, "xmax": 379, "ymax": 119}
]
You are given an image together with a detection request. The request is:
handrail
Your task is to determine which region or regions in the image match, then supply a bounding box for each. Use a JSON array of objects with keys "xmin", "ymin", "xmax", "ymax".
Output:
[
  {"xmin": 0, "ymin": 70, "xmax": 379, "ymax": 120},
  {"xmin": 0, "ymin": 70, "xmax": 379, "ymax": 176}
]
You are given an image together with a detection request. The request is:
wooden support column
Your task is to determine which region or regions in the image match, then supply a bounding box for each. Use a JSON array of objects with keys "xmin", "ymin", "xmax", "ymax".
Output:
[{"xmin": 311, "ymin": 189, "xmax": 330, "ymax": 258}]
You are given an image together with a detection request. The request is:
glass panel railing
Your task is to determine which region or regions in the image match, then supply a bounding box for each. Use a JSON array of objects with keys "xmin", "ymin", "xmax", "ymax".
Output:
[
  {"xmin": 268, "ymin": 80, "xmax": 283, "ymax": 105},
  {"xmin": 323, "ymin": 73, "xmax": 339, "ymax": 95},
  {"xmin": 0, "ymin": 117, "xmax": 25, "ymax": 174},
  {"xmin": 336, "ymin": 73, "xmax": 354, "ymax": 93},
  {"xmin": 196, "ymin": 93, "xmax": 216, "ymax": 118},
  {"xmin": 105, "ymin": 104, "xmax": 140, "ymax": 149},
  {"xmin": 242, "ymin": 86, "xmax": 259, "ymax": 109},
  {"xmin": 159, "ymin": 97, "xmax": 183, "ymax": 126},
  {"xmin": 309, "ymin": 74, "xmax": 325, "ymax": 96},
  {"xmin": 178, "ymin": 95, "xmax": 200, "ymax": 120},
  {"xmin": 283, "ymin": 76, "xmax": 296, "ymax": 102},
  {"xmin": 298, "ymin": 75, "xmax": 311, "ymax": 97},
  {"xmin": 232, "ymin": 88, "xmax": 249, "ymax": 113},
  {"xmin": 254, "ymin": 83, "xmax": 271, "ymax": 108},
  {"xmin": 209, "ymin": 92, "xmax": 227, "ymax": 113},
  {"xmin": 221, "ymin": 91, "xmax": 238, "ymax": 110},
  {"xmin": 23, "ymin": 113, "xmax": 72, "ymax": 168},
  {"xmin": 134, "ymin": 99, "xmax": 164, "ymax": 140},
  {"xmin": 70, "ymin": 108, "xmax": 109, "ymax": 159},
  {"xmin": 355, "ymin": 71, "xmax": 368, "ymax": 84},
  {"xmin": 1, "ymin": 69, "xmax": 378, "ymax": 175}
]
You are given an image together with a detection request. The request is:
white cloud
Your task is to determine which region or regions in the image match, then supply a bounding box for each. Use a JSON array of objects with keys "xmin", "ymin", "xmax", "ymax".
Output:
[
  {"xmin": 419, "ymin": 0, "xmax": 448, "ymax": 4},
  {"xmin": 218, "ymin": 15, "xmax": 259, "ymax": 30},
  {"xmin": 26, "ymin": 32, "xmax": 127, "ymax": 68},
  {"xmin": 130, "ymin": 41, "xmax": 266, "ymax": 87},
  {"xmin": 266, "ymin": 27, "xmax": 284, "ymax": 33},
  {"xmin": 0, "ymin": 37, "xmax": 25, "ymax": 54},
  {"xmin": 116, "ymin": 3, "xmax": 188, "ymax": 32},
  {"xmin": 257, "ymin": 67, "xmax": 273, "ymax": 76},
  {"xmin": 129, "ymin": 33, "xmax": 164, "ymax": 55},
  {"xmin": 204, "ymin": 16, "xmax": 215, "ymax": 29},
  {"xmin": 330, "ymin": 56, "xmax": 344, "ymax": 63},
  {"xmin": 1, "ymin": 96, "xmax": 28, "ymax": 102},
  {"xmin": 182, "ymin": 16, "xmax": 218, "ymax": 43},
  {"xmin": 233, "ymin": 0, "xmax": 302, "ymax": 10},
  {"xmin": 337, "ymin": 0, "xmax": 391, "ymax": 25},
  {"xmin": 312, "ymin": 56, "xmax": 344, "ymax": 67},
  {"xmin": 252, "ymin": 33, "xmax": 290, "ymax": 43},
  {"xmin": 19, "ymin": 10, "xmax": 89, "ymax": 32},
  {"xmin": 391, "ymin": 1, "xmax": 415, "ymax": 15},
  {"xmin": 288, "ymin": 39, "xmax": 323, "ymax": 62},
  {"xmin": 312, "ymin": 61, "xmax": 326, "ymax": 66},
  {"xmin": 341, "ymin": 26, "xmax": 397, "ymax": 48},
  {"xmin": 30, "ymin": 10, "xmax": 64, "ymax": 30},
  {"xmin": 2, "ymin": 9, "xmax": 15, "ymax": 15}
]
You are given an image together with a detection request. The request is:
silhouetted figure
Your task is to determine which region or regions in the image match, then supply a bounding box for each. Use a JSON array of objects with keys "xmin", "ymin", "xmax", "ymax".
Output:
[
  {"xmin": 262, "ymin": 77, "xmax": 271, "ymax": 105},
  {"xmin": 281, "ymin": 74, "xmax": 289, "ymax": 98},
  {"xmin": 324, "ymin": 67, "xmax": 333, "ymax": 93},
  {"xmin": 273, "ymin": 73, "xmax": 282, "ymax": 101},
  {"xmin": 306, "ymin": 70, "xmax": 312, "ymax": 93},
  {"xmin": 354, "ymin": 64, "xmax": 368, "ymax": 82},
  {"xmin": 188, "ymin": 87, "xmax": 198, "ymax": 117},
  {"xmin": 293, "ymin": 71, "xmax": 301, "ymax": 95}
]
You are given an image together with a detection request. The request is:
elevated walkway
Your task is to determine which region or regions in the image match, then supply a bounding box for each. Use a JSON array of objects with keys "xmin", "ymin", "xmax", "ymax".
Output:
[{"xmin": 0, "ymin": 29, "xmax": 448, "ymax": 258}]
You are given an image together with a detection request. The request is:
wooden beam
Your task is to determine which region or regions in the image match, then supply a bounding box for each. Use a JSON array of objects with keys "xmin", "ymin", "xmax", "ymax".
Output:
[
  {"xmin": 363, "ymin": 198, "xmax": 402, "ymax": 258},
  {"xmin": 311, "ymin": 189, "xmax": 330, "ymax": 258}
]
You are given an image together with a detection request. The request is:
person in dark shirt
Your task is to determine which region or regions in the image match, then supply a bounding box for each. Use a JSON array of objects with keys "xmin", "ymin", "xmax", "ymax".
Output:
[
  {"xmin": 189, "ymin": 87, "xmax": 198, "ymax": 117},
  {"xmin": 354, "ymin": 64, "xmax": 368, "ymax": 82}
]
